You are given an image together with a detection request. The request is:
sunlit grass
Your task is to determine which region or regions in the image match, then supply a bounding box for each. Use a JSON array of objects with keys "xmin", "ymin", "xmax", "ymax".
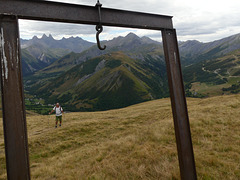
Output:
[{"xmin": 0, "ymin": 94, "xmax": 239, "ymax": 179}]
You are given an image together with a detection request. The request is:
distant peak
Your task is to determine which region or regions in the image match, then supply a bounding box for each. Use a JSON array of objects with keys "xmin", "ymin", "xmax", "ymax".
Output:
[
  {"xmin": 187, "ymin": 40, "xmax": 200, "ymax": 43},
  {"xmin": 41, "ymin": 34, "xmax": 54, "ymax": 40},
  {"xmin": 49, "ymin": 34, "xmax": 54, "ymax": 39},
  {"xmin": 141, "ymin": 36, "xmax": 159, "ymax": 44},
  {"xmin": 75, "ymin": 36, "xmax": 83, "ymax": 40},
  {"xmin": 141, "ymin": 36, "xmax": 150, "ymax": 39},
  {"xmin": 42, "ymin": 34, "xmax": 48, "ymax": 39},
  {"xmin": 32, "ymin": 35, "xmax": 39, "ymax": 40},
  {"xmin": 185, "ymin": 40, "xmax": 202, "ymax": 44},
  {"xmin": 69, "ymin": 36, "xmax": 80, "ymax": 39},
  {"xmin": 141, "ymin": 36, "xmax": 152, "ymax": 41},
  {"xmin": 126, "ymin": 32, "xmax": 139, "ymax": 38}
]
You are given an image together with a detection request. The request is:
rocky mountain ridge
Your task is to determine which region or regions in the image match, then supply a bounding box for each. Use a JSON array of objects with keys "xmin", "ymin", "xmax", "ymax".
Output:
[{"xmin": 20, "ymin": 34, "xmax": 94, "ymax": 75}]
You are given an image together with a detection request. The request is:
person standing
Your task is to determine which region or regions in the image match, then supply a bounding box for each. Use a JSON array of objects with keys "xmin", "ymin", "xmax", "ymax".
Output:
[{"xmin": 49, "ymin": 103, "xmax": 63, "ymax": 128}]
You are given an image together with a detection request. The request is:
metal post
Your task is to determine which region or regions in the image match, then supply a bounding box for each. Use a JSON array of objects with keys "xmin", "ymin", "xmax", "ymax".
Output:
[
  {"xmin": 0, "ymin": 15, "xmax": 31, "ymax": 180},
  {"xmin": 162, "ymin": 29, "xmax": 197, "ymax": 180},
  {"xmin": 0, "ymin": 1, "xmax": 197, "ymax": 179}
]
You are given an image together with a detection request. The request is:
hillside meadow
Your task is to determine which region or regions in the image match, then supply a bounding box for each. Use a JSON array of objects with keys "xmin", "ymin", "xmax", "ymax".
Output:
[{"xmin": 0, "ymin": 94, "xmax": 239, "ymax": 179}]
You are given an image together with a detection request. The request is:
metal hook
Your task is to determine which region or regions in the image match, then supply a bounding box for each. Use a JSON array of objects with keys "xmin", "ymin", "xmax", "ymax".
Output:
[
  {"xmin": 96, "ymin": 25, "xmax": 106, "ymax": 50},
  {"xmin": 95, "ymin": 0, "xmax": 106, "ymax": 50}
]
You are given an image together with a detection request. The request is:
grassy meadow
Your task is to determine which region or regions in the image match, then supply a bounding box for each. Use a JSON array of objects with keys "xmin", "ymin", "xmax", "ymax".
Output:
[{"xmin": 0, "ymin": 94, "xmax": 240, "ymax": 179}]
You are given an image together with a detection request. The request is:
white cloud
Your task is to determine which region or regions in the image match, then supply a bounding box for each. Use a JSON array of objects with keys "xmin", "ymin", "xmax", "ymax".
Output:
[{"xmin": 19, "ymin": 0, "xmax": 240, "ymax": 42}]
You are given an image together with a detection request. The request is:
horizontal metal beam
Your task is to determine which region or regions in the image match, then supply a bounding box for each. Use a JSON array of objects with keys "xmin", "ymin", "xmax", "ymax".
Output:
[{"xmin": 0, "ymin": 0, "xmax": 173, "ymax": 30}]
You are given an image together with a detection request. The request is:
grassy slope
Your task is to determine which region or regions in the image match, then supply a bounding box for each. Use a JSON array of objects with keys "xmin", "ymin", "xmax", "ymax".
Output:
[
  {"xmin": 38, "ymin": 52, "xmax": 80, "ymax": 74},
  {"xmin": 0, "ymin": 94, "xmax": 240, "ymax": 179}
]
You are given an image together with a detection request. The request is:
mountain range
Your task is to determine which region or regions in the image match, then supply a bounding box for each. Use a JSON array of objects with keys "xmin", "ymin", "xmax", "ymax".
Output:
[
  {"xmin": 36, "ymin": 33, "xmax": 162, "ymax": 75},
  {"xmin": 20, "ymin": 34, "xmax": 94, "ymax": 75},
  {"xmin": 22, "ymin": 32, "xmax": 240, "ymax": 112},
  {"xmin": 179, "ymin": 33, "xmax": 240, "ymax": 64}
]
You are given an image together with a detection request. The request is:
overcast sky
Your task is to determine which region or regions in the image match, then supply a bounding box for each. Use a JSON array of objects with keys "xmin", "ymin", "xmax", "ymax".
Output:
[{"xmin": 19, "ymin": 0, "xmax": 240, "ymax": 42}]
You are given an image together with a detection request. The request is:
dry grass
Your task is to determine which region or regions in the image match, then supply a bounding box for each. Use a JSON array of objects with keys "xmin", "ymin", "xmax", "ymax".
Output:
[
  {"xmin": 190, "ymin": 82, "xmax": 231, "ymax": 96},
  {"xmin": 0, "ymin": 94, "xmax": 240, "ymax": 179}
]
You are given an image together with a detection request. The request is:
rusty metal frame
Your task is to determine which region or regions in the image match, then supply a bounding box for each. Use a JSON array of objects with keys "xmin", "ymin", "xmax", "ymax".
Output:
[{"xmin": 0, "ymin": 0, "xmax": 197, "ymax": 179}]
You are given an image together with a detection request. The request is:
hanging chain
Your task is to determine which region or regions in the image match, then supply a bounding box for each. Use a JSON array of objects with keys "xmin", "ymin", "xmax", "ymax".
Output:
[{"xmin": 95, "ymin": 0, "xmax": 106, "ymax": 50}]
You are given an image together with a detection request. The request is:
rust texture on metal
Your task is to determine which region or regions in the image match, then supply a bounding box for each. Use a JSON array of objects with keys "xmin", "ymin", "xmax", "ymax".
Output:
[
  {"xmin": 0, "ymin": 0, "xmax": 173, "ymax": 30},
  {"xmin": 0, "ymin": 1, "xmax": 196, "ymax": 179},
  {"xmin": 0, "ymin": 15, "xmax": 31, "ymax": 180},
  {"xmin": 162, "ymin": 29, "xmax": 197, "ymax": 180}
]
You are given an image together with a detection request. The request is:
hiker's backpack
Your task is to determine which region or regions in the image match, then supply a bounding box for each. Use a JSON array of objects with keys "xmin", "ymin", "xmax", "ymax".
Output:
[{"xmin": 55, "ymin": 106, "xmax": 62, "ymax": 111}]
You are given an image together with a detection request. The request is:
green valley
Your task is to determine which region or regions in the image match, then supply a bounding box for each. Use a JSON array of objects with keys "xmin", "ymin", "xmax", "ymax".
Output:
[
  {"xmin": 21, "ymin": 32, "xmax": 240, "ymax": 113},
  {"xmin": 183, "ymin": 49, "xmax": 240, "ymax": 97},
  {"xmin": 27, "ymin": 51, "xmax": 168, "ymax": 111}
]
